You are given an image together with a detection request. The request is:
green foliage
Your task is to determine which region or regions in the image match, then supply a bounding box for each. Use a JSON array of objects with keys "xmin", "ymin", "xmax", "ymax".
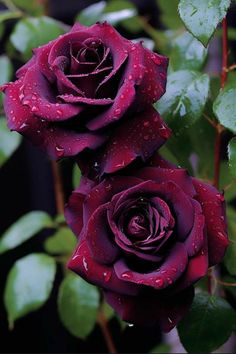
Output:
[
  {"xmin": 157, "ymin": 0, "xmax": 183, "ymax": 29},
  {"xmin": 0, "ymin": 10, "xmax": 22, "ymax": 23},
  {"xmin": 10, "ymin": 16, "xmax": 66, "ymax": 60},
  {"xmin": 0, "ymin": 55, "xmax": 13, "ymax": 105},
  {"xmin": 150, "ymin": 343, "xmax": 171, "ymax": 353},
  {"xmin": 156, "ymin": 70, "xmax": 210, "ymax": 133},
  {"xmin": 224, "ymin": 206, "xmax": 236, "ymax": 276},
  {"xmin": 44, "ymin": 227, "xmax": 76, "ymax": 255},
  {"xmin": 213, "ymin": 88, "xmax": 236, "ymax": 133},
  {"xmin": 75, "ymin": 1, "xmax": 106, "ymax": 26},
  {"xmin": 0, "ymin": 211, "xmax": 53, "ymax": 254},
  {"xmin": 72, "ymin": 164, "xmax": 81, "ymax": 189},
  {"xmin": 4, "ymin": 253, "xmax": 56, "ymax": 328},
  {"xmin": 58, "ymin": 273, "xmax": 99, "ymax": 339},
  {"xmin": 0, "ymin": 118, "xmax": 22, "ymax": 168},
  {"xmin": 178, "ymin": 0, "xmax": 231, "ymax": 46},
  {"xmin": 75, "ymin": 0, "xmax": 138, "ymax": 28},
  {"xmin": 169, "ymin": 31, "xmax": 208, "ymax": 71},
  {"xmin": 228, "ymin": 137, "xmax": 236, "ymax": 180},
  {"xmin": 12, "ymin": 0, "xmax": 44, "ymax": 15},
  {"xmin": 178, "ymin": 293, "xmax": 235, "ymax": 353}
]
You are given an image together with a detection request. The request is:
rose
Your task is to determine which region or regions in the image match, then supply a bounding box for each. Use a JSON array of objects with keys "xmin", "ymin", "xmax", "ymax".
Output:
[
  {"xmin": 1, "ymin": 22, "xmax": 170, "ymax": 174},
  {"xmin": 65, "ymin": 154, "xmax": 228, "ymax": 331}
]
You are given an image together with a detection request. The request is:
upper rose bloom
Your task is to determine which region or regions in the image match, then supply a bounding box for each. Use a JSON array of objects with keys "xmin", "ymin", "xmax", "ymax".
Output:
[
  {"xmin": 1, "ymin": 22, "xmax": 170, "ymax": 172},
  {"xmin": 65, "ymin": 155, "xmax": 228, "ymax": 331}
]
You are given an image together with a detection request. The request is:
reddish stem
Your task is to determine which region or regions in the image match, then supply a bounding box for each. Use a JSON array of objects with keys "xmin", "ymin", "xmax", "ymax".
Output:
[
  {"xmin": 98, "ymin": 311, "xmax": 117, "ymax": 354},
  {"xmin": 51, "ymin": 161, "xmax": 65, "ymax": 215}
]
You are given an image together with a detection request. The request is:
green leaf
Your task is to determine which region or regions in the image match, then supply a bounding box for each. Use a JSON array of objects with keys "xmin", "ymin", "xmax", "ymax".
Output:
[
  {"xmin": 228, "ymin": 137, "xmax": 236, "ymax": 180},
  {"xmin": 213, "ymin": 88, "xmax": 236, "ymax": 133},
  {"xmin": 0, "ymin": 211, "xmax": 53, "ymax": 254},
  {"xmin": 101, "ymin": 0, "xmax": 137, "ymax": 26},
  {"xmin": 224, "ymin": 206, "xmax": 236, "ymax": 275},
  {"xmin": 102, "ymin": 301, "xmax": 115, "ymax": 321},
  {"xmin": 4, "ymin": 253, "xmax": 56, "ymax": 327},
  {"xmin": 75, "ymin": 1, "xmax": 107, "ymax": 26},
  {"xmin": 0, "ymin": 22, "xmax": 4, "ymax": 39},
  {"xmin": 0, "ymin": 55, "xmax": 13, "ymax": 106},
  {"xmin": 178, "ymin": 0, "xmax": 231, "ymax": 46},
  {"xmin": 12, "ymin": 0, "xmax": 44, "ymax": 15},
  {"xmin": 10, "ymin": 16, "xmax": 65, "ymax": 60},
  {"xmin": 177, "ymin": 293, "xmax": 235, "ymax": 353},
  {"xmin": 156, "ymin": 70, "xmax": 210, "ymax": 132},
  {"xmin": 169, "ymin": 31, "xmax": 208, "ymax": 71},
  {"xmin": 0, "ymin": 118, "xmax": 22, "ymax": 168},
  {"xmin": 58, "ymin": 273, "xmax": 99, "ymax": 339},
  {"xmin": 220, "ymin": 161, "xmax": 236, "ymax": 202},
  {"xmin": 0, "ymin": 10, "xmax": 22, "ymax": 23},
  {"xmin": 44, "ymin": 227, "xmax": 76, "ymax": 255},
  {"xmin": 150, "ymin": 343, "xmax": 171, "ymax": 353},
  {"xmin": 72, "ymin": 164, "xmax": 81, "ymax": 189},
  {"xmin": 157, "ymin": 0, "xmax": 183, "ymax": 29}
]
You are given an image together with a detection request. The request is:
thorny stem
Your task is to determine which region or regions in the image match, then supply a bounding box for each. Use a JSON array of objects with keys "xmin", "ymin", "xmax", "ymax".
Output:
[
  {"xmin": 51, "ymin": 161, "xmax": 65, "ymax": 215},
  {"xmin": 97, "ymin": 310, "xmax": 117, "ymax": 354}
]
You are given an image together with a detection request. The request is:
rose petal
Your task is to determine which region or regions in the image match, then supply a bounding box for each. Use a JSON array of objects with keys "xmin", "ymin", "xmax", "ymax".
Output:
[
  {"xmin": 184, "ymin": 200, "xmax": 205, "ymax": 256},
  {"xmin": 64, "ymin": 177, "xmax": 95, "ymax": 238},
  {"xmin": 86, "ymin": 203, "xmax": 120, "ymax": 264},
  {"xmin": 104, "ymin": 286, "xmax": 194, "ymax": 330},
  {"xmin": 192, "ymin": 178, "xmax": 229, "ymax": 266},
  {"xmin": 136, "ymin": 167, "xmax": 196, "ymax": 197},
  {"xmin": 22, "ymin": 66, "xmax": 82, "ymax": 120},
  {"xmin": 83, "ymin": 176, "xmax": 141, "ymax": 223},
  {"xmin": 58, "ymin": 94, "xmax": 113, "ymax": 105},
  {"xmin": 3, "ymin": 79, "xmax": 107, "ymax": 158},
  {"xmin": 114, "ymin": 242, "xmax": 188, "ymax": 289},
  {"xmin": 68, "ymin": 240, "xmax": 140, "ymax": 296},
  {"xmin": 135, "ymin": 46, "xmax": 168, "ymax": 106},
  {"xmin": 101, "ymin": 107, "xmax": 171, "ymax": 174},
  {"xmin": 86, "ymin": 79, "xmax": 136, "ymax": 130},
  {"xmin": 111, "ymin": 180, "xmax": 194, "ymax": 238}
]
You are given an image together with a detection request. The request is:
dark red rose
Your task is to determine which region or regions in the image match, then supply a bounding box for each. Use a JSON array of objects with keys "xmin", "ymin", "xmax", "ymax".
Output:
[
  {"xmin": 65, "ymin": 155, "xmax": 228, "ymax": 331},
  {"xmin": 1, "ymin": 22, "xmax": 170, "ymax": 172}
]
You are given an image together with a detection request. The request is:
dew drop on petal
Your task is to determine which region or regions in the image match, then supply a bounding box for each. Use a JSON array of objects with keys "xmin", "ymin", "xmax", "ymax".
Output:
[{"xmin": 55, "ymin": 145, "xmax": 65, "ymax": 157}]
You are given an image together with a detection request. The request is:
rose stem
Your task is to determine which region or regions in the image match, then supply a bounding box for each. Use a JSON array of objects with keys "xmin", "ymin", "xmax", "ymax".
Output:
[
  {"xmin": 97, "ymin": 310, "xmax": 117, "ymax": 354},
  {"xmin": 213, "ymin": 17, "xmax": 228, "ymax": 189},
  {"xmin": 208, "ymin": 17, "xmax": 229, "ymax": 294},
  {"xmin": 51, "ymin": 161, "xmax": 65, "ymax": 215}
]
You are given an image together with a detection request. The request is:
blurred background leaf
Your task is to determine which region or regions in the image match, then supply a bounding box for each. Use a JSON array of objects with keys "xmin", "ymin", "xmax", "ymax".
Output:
[
  {"xmin": 0, "ymin": 211, "xmax": 53, "ymax": 254},
  {"xmin": 58, "ymin": 273, "xmax": 100, "ymax": 339},
  {"xmin": 4, "ymin": 253, "xmax": 56, "ymax": 328}
]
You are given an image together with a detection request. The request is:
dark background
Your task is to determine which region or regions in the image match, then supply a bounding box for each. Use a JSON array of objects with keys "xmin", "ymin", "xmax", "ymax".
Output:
[{"xmin": 0, "ymin": 1, "xmax": 163, "ymax": 352}]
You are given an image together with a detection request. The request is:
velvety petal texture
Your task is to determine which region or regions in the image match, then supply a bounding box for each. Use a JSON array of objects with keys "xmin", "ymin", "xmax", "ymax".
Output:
[
  {"xmin": 65, "ymin": 161, "xmax": 228, "ymax": 330},
  {"xmin": 0, "ymin": 21, "xmax": 169, "ymax": 173}
]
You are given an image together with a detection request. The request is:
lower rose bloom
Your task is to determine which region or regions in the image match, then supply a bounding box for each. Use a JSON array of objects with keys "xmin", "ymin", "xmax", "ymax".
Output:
[{"xmin": 65, "ymin": 155, "xmax": 228, "ymax": 331}]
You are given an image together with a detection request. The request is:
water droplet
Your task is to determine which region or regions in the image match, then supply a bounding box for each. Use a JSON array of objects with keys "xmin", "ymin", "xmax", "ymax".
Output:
[
  {"xmin": 56, "ymin": 109, "xmax": 63, "ymax": 116},
  {"xmin": 114, "ymin": 108, "xmax": 121, "ymax": 115},
  {"xmin": 103, "ymin": 271, "xmax": 111, "ymax": 282},
  {"xmin": 121, "ymin": 271, "xmax": 132, "ymax": 279},
  {"xmin": 128, "ymin": 75, "xmax": 133, "ymax": 80},
  {"xmin": 82, "ymin": 257, "xmax": 88, "ymax": 271},
  {"xmin": 19, "ymin": 123, "xmax": 28, "ymax": 130},
  {"xmin": 216, "ymin": 193, "xmax": 224, "ymax": 202},
  {"xmin": 128, "ymin": 323, "xmax": 134, "ymax": 327},
  {"xmin": 19, "ymin": 93, "xmax": 25, "ymax": 101},
  {"xmin": 31, "ymin": 94, "xmax": 37, "ymax": 100},
  {"xmin": 31, "ymin": 106, "xmax": 38, "ymax": 112},
  {"xmin": 155, "ymin": 278, "xmax": 164, "ymax": 287},
  {"xmin": 55, "ymin": 145, "xmax": 65, "ymax": 157},
  {"xmin": 168, "ymin": 317, "xmax": 173, "ymax": 324}
]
